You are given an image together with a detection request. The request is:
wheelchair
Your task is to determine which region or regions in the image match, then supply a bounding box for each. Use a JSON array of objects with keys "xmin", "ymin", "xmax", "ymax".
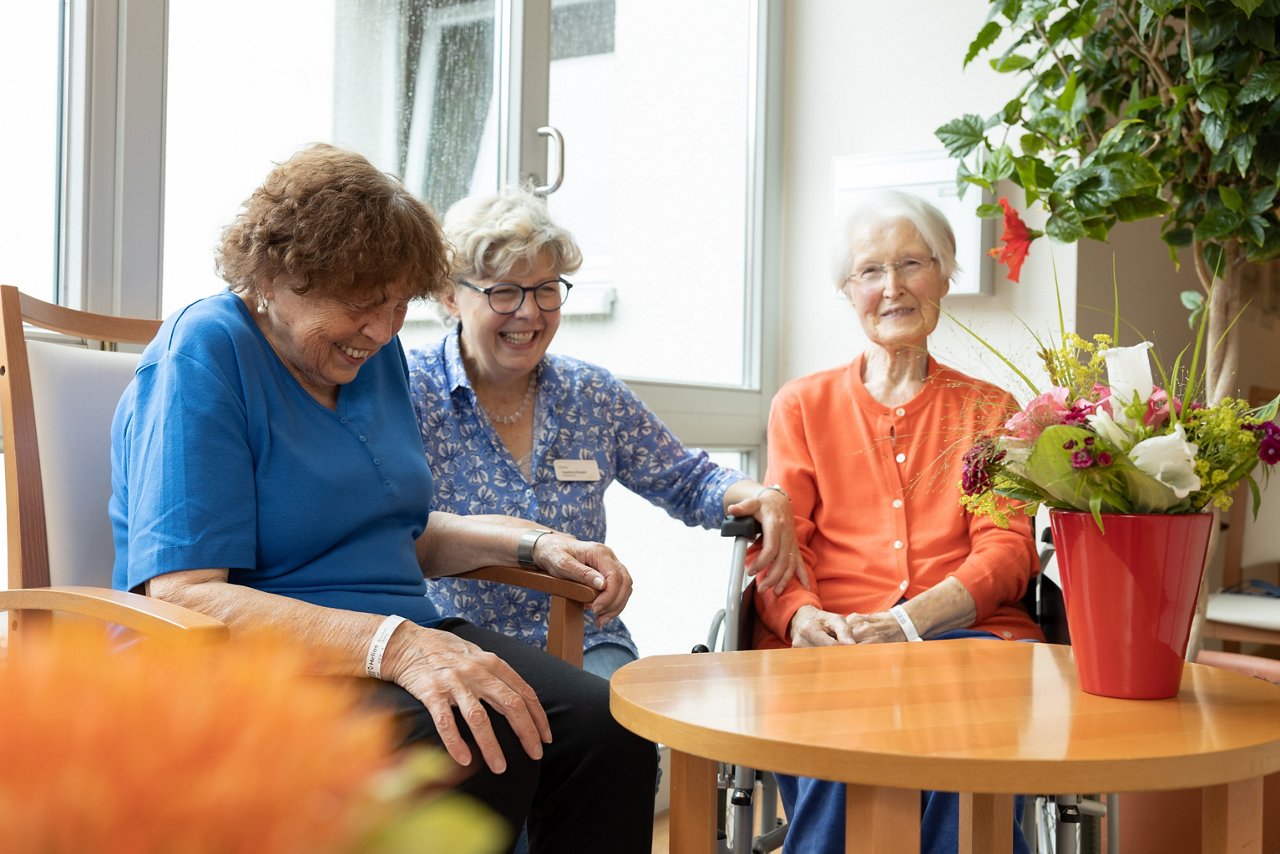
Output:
[{"xmin": 691, "ymin": 515, "xmax": 787, "ymax": 854}]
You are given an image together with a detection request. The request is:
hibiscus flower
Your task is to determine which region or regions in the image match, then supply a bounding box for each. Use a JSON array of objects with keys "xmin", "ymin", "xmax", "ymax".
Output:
[{"xmin": 988, "ymin": 197, "xmax": 1036, "ymax": 283}]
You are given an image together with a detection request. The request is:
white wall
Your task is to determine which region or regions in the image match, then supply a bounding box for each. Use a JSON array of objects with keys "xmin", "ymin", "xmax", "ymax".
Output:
[{"xmin": 779, "ymin": 1, "xmax": 1075, "ymax": 398}]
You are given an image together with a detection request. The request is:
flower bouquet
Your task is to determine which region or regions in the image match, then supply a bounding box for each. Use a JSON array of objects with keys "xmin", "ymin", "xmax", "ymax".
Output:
[
  {"xmin": 954, "ymin": 304, "xmax": 1279, "ymax": 698},
  {"xmin": 959, "ymin": 331, "xmax": 1278, "ymax": 530}
]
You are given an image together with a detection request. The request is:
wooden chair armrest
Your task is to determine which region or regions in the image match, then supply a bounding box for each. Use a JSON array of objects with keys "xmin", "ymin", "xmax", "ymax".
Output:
[
  {"xmin": 0, "ymin": 586, "xmax": 229, "ymax": 644},
  {"xmin": 456, "ymin": 565, "xmax": 596, "ymax": 602},
  {"xmin": 453, "ymin": 566, "xmax": 593, "ymax": 667}
]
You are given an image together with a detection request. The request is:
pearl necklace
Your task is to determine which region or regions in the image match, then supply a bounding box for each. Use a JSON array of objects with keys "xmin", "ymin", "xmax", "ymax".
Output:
[{"xmin": 481, "ymin": 368, "xmax": 538, "ymax": 425}]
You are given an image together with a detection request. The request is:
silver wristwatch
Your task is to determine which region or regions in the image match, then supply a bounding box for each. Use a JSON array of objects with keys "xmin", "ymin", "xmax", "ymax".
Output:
[{"xmin": 517, "ymin": 528, "xmax": 554, "ymax": 567}]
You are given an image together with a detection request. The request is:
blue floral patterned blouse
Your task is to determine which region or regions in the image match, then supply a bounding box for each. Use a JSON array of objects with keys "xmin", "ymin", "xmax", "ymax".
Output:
[{"xmin": 408, "ymin": 329, "xmax": 744, "ymax": 655}]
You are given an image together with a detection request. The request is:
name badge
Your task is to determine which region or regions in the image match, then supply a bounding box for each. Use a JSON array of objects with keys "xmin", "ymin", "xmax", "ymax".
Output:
[{"xmin": 554, "ymin": 459, "xmax": 602, "ymax": 482}]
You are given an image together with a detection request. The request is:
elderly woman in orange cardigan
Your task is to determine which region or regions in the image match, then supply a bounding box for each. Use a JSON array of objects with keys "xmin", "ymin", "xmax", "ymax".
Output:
[{"xmin": 754, "ymin": 190, "xmax": 1042, "ymax": 854}]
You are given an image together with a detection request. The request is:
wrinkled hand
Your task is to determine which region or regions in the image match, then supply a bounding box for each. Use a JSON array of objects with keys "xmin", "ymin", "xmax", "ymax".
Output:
[
  {"xmin": 534, "ymin": 534, "xmax": 633, "ymax": 627},
  {"xmin": 845, "ymin": 611, "xmax": 909, "ymax": 644},
  {"xmin": 726, "ymin": 489, "xmax": 809, "ymax": 594},
  {"xmin": 789, "ymin": 604, "xmax": 856, "ymax": 647},
  {"xmin": 382, "ymin": 624, "xmax": 551, "ymax": 774}
]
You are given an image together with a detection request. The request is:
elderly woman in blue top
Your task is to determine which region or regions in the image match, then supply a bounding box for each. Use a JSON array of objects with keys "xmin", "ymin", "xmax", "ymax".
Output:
[
  {"xmin": 109, "ymin": 145, "xmax": 656, "ymax": 853},
  {"xmin": 408, "ymin": 186, "xmax": 807, "ymax": 679}
]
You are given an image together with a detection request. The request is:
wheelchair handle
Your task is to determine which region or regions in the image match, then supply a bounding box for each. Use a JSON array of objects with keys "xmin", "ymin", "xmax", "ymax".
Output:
[{"xmin": 721, "ymin": 514, "xmax": 762, "ymax": 540}]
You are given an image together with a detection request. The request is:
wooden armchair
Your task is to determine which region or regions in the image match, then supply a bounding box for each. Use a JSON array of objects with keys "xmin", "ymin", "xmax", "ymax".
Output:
[{"xmin": 0, "ymin": 285, "xmax": 590, "ymax": 665}]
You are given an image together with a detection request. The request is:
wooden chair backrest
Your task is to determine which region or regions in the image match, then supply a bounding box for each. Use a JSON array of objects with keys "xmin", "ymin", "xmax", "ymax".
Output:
[{"xmin": 0, "ymin": 285, "xmax": 160, "ymax": 591}]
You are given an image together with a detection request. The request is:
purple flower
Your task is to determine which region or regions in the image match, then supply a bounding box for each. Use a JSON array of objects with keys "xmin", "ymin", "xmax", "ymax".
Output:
[
  {"xmin": 1063, "ymin": 439, "xmax": 1077, "ymax": 450},
  {"xmin": 961, "ymin": 439, "xmax": 1006, "ymax": 495},
  {"xmin": 1096, "ymin": 451, "xmax": 1114, "ymax": 466},
  {"xmin": 1261, "ymin": 436, "xmax": 1280, "ymax": 466},
  {"xmin": 1070, "ymin": 450, "xmax": 1094, "ymax": 469}
]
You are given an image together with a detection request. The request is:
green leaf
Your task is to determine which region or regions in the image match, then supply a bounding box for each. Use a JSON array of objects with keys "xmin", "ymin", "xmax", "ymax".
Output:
[
  {"xmin": 992, "ymin": 54, "xmax": 1036, "ymax": 72},
  {"xmin": 1196, "ymin": 82, "xmax": 1231, "ymax": 115},
  {"xmin": 1057, "ymin": 70, "xmax": 1078, "ymax": 111},
  {"xmin": 1163, "ymin": 227, "xmax": 1194, "ymax": 247},
  {"xmin": 1095, "ymin": 118, "xmax": 1143, "ymax": 153},
  {"xmin": 1020, "ymin": 133, "xmax": 1044, "ymax": 156},
  {"xmin": 1112, "ymin": 194, "xmax": 1174, "ymax": 221},
  {"xmin": 1247, "ymin": 185, "xmax": 1278, "ymax": 214},
  {"xmin": 1124, "ymin": 95, "xmax": 1163, "ymax": 116},
  {"xmin": 1193, "ymin": 207, "xmax": 1241, "ymax": 240},
  {"xmin": 1245, "ymin": 215, "xmax": 1266, "ymax": 246},
  {"xmin": 1013, "ymin": 155, "xmax": 1056, "ymax": 206},
  {"xmin": 986, "ymin": 145, "xmax": 1017, "ymax": 183},
  {"xmin": 1180, "ymin": 290, "xmax": 1204, "ymax": 311},
  {"xmin": 1140, "ymin": 0, "xmax": 1177, "ymax": 15},
  {"xmin": 1045, "ymin": 204, "xmax": 1086, "ymax": 242},
  {"xmin": 936, "ymin": 115, "xmax": 989, "ymax": 158},
  {"xmin": 976, "ymin": 203, "xmax": 1005, "ymax": 218},
  {"xmin": 1201, "ymin": 114, "xmax": 1228, "ymax": 153},
  {"xmin": 1230, "ymin": 0, "xmax": 1267, "ymax": 17},
  {"xmin": 1229, "ymin": 135, "xmax": 1255, "ymax": 176},
  {"xmin": 965, "ymin": 21, "xmax": 1003, "ymax": 67},
  {"xmin": 1219, "ymin": 185, "xmax": 1244, "ymax": 211}
]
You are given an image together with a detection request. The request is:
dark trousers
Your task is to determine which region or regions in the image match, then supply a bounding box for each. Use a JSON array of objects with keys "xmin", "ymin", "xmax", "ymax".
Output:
[{"xmin": 350, "ymin": 619, "xmax": 657, "ymax": 854}]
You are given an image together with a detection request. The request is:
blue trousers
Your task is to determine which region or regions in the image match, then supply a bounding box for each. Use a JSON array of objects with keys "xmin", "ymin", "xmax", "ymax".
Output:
[{"xmin": 774, "ymin": 630, "xmax": 1031, "ymax": 854}]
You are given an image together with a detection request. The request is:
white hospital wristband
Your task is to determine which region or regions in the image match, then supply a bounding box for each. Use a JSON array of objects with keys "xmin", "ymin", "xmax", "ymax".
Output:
[
  {"xmin": 365, "ymin": 614, "xmax": 408, "ymax": 679},
  {"xmin": 889, "ymin": 605, "xmax": 924, "ymax": 642}
]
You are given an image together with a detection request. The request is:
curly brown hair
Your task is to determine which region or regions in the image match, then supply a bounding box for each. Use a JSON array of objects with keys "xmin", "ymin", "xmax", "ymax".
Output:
[{"xmin": 216, "ymin": 144, "xmax": 451, "ymax": 302}]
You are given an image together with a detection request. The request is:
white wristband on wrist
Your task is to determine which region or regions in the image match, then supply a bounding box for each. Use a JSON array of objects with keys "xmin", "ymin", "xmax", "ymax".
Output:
[
  {"xmin": 365, "ymin": 614, "xmax": 408, "ymax": 679},
  {"xmin": 889, "ymin": 604, "xmax": 923, "ymax": 642}
]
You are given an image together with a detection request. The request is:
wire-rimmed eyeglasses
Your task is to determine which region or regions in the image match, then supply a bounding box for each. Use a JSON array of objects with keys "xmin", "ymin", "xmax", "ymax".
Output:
[
  {"xmin": 458, "ymin": 277, "xmax": 573, "ymax": 314},
  {"xmin": 846, "ymin": 256, "xmax": 937, "ymax": 288}
]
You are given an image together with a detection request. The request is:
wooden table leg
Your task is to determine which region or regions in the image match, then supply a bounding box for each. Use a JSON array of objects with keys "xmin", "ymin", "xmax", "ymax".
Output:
[
  {"xmin": 958, "ymin": 792, "xmax": 1012, "ymax": 854},
  {"xmin": 845, "ymin": 783, "xmax": 919, "ymax": 853},
  {"xmin": 668, "ymin": 750, "xmax": 717, "ymax": 854},
  {"xmin": 1202, "ymin": 777, "xmax": 1263, "ymax": 853}
]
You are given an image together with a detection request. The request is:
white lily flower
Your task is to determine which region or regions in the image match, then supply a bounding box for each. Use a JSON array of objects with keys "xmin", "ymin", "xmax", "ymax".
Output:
[
  {"xmin": 1129, "ymin": 422, "xmax": 1201, "ymax": 499},
  {"xmin": 1085, "ymin": 409, "xmax": 1134, "ymax": 452},
  {"xmin": 1102, "ymin": 342, "xmax": 1154, "ymax": 429}
]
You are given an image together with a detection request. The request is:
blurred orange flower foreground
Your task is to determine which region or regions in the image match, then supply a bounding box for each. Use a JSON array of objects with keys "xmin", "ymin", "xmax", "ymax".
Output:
[{"xmin": 0, "ymin": 628, "xmax": 500, "ymax": 854}]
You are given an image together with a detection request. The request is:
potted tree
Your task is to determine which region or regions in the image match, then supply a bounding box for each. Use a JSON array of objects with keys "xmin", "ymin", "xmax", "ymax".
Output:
[{"xmin": 936, "ymin": 0, "xmax": 1280, "ymax": 404}]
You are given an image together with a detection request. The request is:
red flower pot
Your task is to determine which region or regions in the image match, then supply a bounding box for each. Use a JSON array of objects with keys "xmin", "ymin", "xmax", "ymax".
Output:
[{"xmin": 1048, "ymin": 510, "xmax": 1213, "ymax": 700}]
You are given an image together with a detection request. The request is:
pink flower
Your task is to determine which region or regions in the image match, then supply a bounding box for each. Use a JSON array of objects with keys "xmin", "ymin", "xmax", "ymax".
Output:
[
  {"xmin": 1144, "ymin": 388, "xmax": 1182, "ymax": 429},
  {"xmin": 1005, "ymin": 387, "xmax": 1071, "ymax": 441}
]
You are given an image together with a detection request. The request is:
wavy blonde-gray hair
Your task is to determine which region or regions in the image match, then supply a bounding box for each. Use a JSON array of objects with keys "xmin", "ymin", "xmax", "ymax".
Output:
[{"xmin": 443, "ymin": 186, "xmax": 583, "ymax": 280}]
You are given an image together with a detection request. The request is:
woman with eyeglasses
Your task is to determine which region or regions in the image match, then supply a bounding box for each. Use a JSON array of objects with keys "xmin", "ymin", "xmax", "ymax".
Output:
[
  {"xmin": 753, "ymin": 190, "xmax": 1041, "ymax": 854},
  {"xmin": 408, "ymin": 186, "xmax": 806, "ymax": 681}
]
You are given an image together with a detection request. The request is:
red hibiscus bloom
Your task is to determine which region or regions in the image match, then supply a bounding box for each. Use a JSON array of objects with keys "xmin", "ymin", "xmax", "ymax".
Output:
[{"xmin": 988, "ymin": 197, "xmax": 1035, "ymax": 283}]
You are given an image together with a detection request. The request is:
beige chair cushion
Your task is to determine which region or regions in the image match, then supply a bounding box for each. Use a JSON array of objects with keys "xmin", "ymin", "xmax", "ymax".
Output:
[
  {"xmin": 27, "ymin": 340, "xmax": 141, "ymax": 588},
  {"xmin": 1206, "ymin": 590, "xmax": 1280, "ymax": 632}
]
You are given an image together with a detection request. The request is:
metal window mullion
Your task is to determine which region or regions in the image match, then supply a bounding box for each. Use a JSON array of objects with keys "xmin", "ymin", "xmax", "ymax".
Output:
[
  {"xmin": 62, "ymin": 0, "xmax": 166, "ymax": 320},
  {"xmin": 497, "ymin": 0, "xmax": 551, "ymax": 191}
]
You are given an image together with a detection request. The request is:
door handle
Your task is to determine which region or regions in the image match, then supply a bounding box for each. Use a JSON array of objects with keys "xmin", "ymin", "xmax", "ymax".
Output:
[{"xmin": 534, "ymin": 126, "xmax": 564, "ymax": 195}]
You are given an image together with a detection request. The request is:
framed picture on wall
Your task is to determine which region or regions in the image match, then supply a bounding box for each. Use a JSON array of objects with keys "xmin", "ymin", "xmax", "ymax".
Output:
[{"xmin": 832, "ymin": 149, "xmax": 995, "ymax": 296}]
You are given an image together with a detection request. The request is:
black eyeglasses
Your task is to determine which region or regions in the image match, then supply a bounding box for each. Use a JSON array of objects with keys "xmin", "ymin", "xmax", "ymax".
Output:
[{"xmin": 458, "ymin": 277, "xmax": 573, "ymax": 314}]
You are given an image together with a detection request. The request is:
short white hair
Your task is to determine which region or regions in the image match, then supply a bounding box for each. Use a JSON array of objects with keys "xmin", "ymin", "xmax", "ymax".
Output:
[
  {"xmin": 443, "ymin": 186, "xmax": 583, "ymax": 280},
  {"xmin": 832, "ymin": 190, "xmax": 959, "ymax": 288}
]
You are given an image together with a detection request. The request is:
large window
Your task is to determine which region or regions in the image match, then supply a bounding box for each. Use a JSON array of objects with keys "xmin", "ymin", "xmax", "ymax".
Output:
[
  {"xmin": 0, "ymin": 3, "xmax": 62, "ymax": 303},
  {"xmin": 49, "ymin": 0, "xmax": 782, "ymax": 656}
]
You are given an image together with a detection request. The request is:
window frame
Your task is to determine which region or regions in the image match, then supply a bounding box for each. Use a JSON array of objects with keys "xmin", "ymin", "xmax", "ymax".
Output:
[{"xmin": 63, "ymin": 0, "xmax": 783, "ymax": 472}]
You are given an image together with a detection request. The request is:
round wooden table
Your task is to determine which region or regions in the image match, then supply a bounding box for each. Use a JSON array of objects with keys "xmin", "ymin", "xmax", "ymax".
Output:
[{"xmin": 610, "ymin": 639, "xmax": 1280, "ymax": 853}]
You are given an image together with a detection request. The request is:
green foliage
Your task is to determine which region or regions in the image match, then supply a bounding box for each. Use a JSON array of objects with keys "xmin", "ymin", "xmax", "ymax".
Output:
[{"xmin": 937, "ymin": 0, "xmax": 1280, "ymax": 269}]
